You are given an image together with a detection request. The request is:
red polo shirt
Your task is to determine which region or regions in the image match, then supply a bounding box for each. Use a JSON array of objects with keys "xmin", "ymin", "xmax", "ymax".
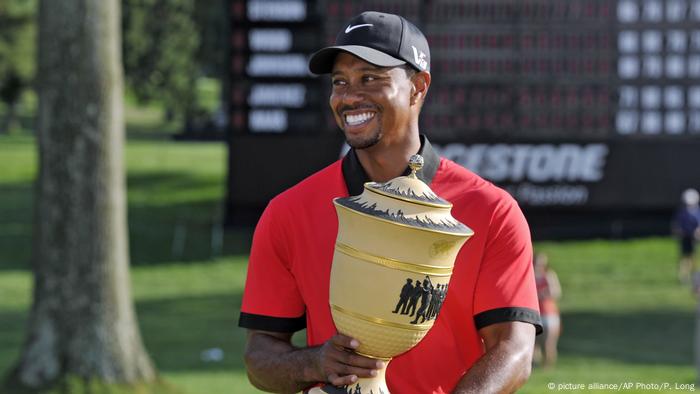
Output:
[{"xmin": 239, "ymin": 138, "xmax": 541, "ymax": 393}]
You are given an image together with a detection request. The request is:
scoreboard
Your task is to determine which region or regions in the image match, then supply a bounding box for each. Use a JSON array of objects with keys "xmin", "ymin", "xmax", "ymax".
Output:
[{"xmin": 227, "ymin": 0, "xmax": 700, "ymax": 238}]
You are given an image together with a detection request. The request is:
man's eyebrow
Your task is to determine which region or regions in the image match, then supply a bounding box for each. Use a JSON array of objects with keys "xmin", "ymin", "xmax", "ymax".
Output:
[
  {"xmin": 359, "ymin": 65, "xmax": 386, "ymax": 71},
  {"xmin": 331, "ymin": 65, "xmax": 390, "ymax": 76}
]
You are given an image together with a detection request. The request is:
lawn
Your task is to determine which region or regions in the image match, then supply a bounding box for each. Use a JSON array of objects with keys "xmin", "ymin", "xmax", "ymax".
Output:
[{"xmin": 0, "ymin": 131, "xmax": 696, "ymax": 394}]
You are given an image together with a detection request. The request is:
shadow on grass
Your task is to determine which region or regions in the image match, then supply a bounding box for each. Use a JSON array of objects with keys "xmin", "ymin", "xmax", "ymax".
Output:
[
  {"xmin": 0, "ymin": 309, "xmax": 25, "ymax": 375},
  {"xmin": 0, "ymin": 173, "xmax": 254, "ymax": 271},
  {"xmin": 125, "ymin": 125, "xmax": 181, "ymax": 141},
  {"xmin": 0, "ymin": 182, "xmax": 34, "ymax": 271},
  {"xmin": 560, "ymin": 309, "xmax": 694, "ymax": 365},
  {"xmin": 126, "ymin": 173, "xmax": 253, "ymax": 264},
  {"xmin": 0, "ymin": 292, "xmax": 247, "ymax": 376},
  {"xmin": 2, "ymin": 305, "xmax": 693, "ymax": 384},
  {"xmin": 137, "ymin": 292, "xmax": 247, "ymax": 373}
]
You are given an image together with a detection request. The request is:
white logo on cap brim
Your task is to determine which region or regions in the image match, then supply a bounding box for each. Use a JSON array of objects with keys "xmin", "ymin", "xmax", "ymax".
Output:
[
  {"xmin": 345, "ymin": 24, "xmax": 373, "ymax": 33},
  {"xmin": 412, "ymin": 46, "xmax": 428, "ymax": 70}
]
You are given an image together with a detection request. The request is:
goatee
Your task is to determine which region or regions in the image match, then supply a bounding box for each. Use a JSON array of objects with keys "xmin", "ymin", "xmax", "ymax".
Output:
[{"xmin": 346, "ymin": 130, "xmax": 382, "ymax": 150}]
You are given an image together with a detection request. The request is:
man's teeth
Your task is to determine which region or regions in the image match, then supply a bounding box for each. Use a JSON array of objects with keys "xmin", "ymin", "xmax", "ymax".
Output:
[{"xmin": 345, "ymin": 112, "xmax": 375, "ymax": 126}]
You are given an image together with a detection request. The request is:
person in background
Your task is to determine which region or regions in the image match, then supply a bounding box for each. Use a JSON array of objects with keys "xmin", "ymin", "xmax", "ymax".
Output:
[
  {"xmin": 673, "ymin": 188, "xmax": 700, "ymax": 284},
  {"xmin": 534, "ymin": 252, "xmax": 561, "ymax": 369}
]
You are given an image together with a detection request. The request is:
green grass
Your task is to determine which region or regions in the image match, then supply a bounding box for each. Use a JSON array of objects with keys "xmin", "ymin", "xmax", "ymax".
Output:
[
  {"xmin": 0, "ymin": 132, "xmax": 254, "ymax": 393},
  {"xmin": 521, "ymin": 239, "xmax": 696, "ymax": 393},
  {"xmin": 0, "ymin": 115, "xmax": 697, "ymax": 393}
]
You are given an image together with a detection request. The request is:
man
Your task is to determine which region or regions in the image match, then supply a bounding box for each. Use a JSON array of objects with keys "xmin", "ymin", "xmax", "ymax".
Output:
[
  {"xmin": 411, "ymin": 277, "xmax": 433, "ymax": 325},
  {"xmin": 406, "ymin": 277, "xmax": 422, "ymax": 317},
  {"xmin": 674, "ymin": 188, "xmax": 700, "ymax": 283},
  {"xmin": 239, "ymin": 11, "xmax": 542, "ymax": 393},
  {"xmin": 392, "ymin": 278, "xmax": 414, "ymax": 315}
]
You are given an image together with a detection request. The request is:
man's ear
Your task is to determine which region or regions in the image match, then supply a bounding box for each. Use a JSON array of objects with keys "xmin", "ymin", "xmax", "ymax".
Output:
[{"xmin": 410, "ymin": 71, "xmax": 431, "ymax": 106}]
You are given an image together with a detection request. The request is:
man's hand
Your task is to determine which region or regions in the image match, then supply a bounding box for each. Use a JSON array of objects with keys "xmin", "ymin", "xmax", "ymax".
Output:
[
  {"xmin": 315, "ymin": 334, "xmax": 384, "ymax": 386},
  {"xmin": 244, "ymin": 330, "xmax": 382, "ymax": 393}
]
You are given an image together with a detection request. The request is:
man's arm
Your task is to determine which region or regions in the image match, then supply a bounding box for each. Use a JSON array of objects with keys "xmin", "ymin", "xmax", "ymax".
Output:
[
  {"xmin": 452, "ymin": 321, "xmax": 536, "ymax": 394},
  {"xmin": 243, "ymin": 330, "xmax": 384, "ymax": 393}
]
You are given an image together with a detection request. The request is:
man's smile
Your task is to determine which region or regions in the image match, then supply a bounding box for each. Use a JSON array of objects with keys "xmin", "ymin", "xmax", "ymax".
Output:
[{"xmin": 344, "ymin": 111, "xmax": 376, "ymax": 126}]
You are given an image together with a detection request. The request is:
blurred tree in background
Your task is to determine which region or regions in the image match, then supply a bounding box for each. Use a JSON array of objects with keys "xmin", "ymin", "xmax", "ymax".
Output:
[
  {"xmin": 0, "ymin": 0, "xmax": 36, "ymax": 134},
  {"xmin": 191, "ymin": 0, "xmax": 229, "ymax": 133},
  {"xmin": 122, "ymin": 0, "xmax": 200, "ymax": 126},
  {"xmin": 0, "ymin": 0, "xmax": 228, "ymax": 133},
  {"xmin": 193, "ymin": 0, "xmax": 227, "ymax": 81}
]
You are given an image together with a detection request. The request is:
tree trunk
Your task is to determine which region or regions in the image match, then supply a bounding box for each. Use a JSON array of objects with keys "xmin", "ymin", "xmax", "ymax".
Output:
[{"xmin": 6, "ymin": 0, "xmax": 156, "ymax": 390}]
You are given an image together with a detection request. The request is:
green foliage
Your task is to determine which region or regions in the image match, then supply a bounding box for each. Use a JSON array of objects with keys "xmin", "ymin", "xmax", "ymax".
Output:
[
  {"xmin": 122, "ymin": 0, "xmax": 200, "ymax": 120},
  {"xmin": 0, "ymin": 0, "xmax": 36, "ymax": 82},
  {"xmin": 0, "ymin": 0, "xmax": 226, "ymax": 132},
  {"xmin": 192, "ymin": 0, "xmax": 227, "ymax": 79},
  {"xmin": 0, "ymin": 0, "xmax": 36, "ymax": 133}
]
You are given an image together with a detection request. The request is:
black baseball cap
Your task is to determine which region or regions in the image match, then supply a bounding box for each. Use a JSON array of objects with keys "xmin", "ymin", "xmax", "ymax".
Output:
[{"xmin": 309, "ymin": 11, "xmax": 430, "ymax": 74}]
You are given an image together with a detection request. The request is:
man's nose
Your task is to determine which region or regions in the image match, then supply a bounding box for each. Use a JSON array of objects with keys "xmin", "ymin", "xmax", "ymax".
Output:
[{"xmin": 340, "ymin": 83, "xmax": 365, "ymax": 106}]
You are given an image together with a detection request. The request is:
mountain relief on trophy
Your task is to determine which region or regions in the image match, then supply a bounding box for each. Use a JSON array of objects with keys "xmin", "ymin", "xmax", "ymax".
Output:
[
  {"xmin": 319, "ymin": 382, "xmax": 387, "ymax": 394},
  {"xmin": 391, "ymin": 276, "xmax": 447, "ymax": 324},
  {"xmin": 336, "ymin": 195, "xmax": 466, "ymax": 232}
]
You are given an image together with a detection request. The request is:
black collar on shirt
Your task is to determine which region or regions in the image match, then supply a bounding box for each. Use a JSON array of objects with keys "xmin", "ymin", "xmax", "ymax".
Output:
[{"xmin": 341, "ymin": 135, "xmax": 441, "ymax": 196}]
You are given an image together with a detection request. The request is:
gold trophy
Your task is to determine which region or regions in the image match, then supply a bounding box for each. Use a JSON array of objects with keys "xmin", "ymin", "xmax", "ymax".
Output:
[{"xmin": 314, "ymin": 155, "xmax": 473, "ymax": 394}]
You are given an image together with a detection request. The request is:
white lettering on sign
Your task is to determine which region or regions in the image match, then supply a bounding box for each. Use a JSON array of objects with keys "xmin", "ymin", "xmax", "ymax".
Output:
[
  {"xmin": 249, "ymin": 109, "xmax": 287, "ymax": 132},
  {"xmin": 248, "ymin": 84, "xmax": 306, "ymax": 107},
  {"xmin": 246, "ymin": 54, "xmax": 309, "ymax": 77},
  {"xmin": 247, "ymin": 0, "xmax": 306, "ymax": 22},
  {"xmin": 434, "ymin": 143, "xmax": 609, "ymax": 183},
  {"xmin": 508, "ymin": 184, "xmax": 590, "ymax": 206},
  {"xmin": 249, "ymin": 29, "xmax": 293, "ymax": 52},
  {"xmin": 618, "ymin": 0, "xmax": 639, "ymax": 23}
]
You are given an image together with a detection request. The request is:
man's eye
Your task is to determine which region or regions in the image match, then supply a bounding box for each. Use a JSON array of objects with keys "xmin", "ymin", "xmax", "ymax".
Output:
[
  {"xmin": 363, "ymin": 75, "xmax": 377, "ymax": 82},
  {"xmin": 332, "ymin": 79, "xmax": 346, "ymax": 86}
]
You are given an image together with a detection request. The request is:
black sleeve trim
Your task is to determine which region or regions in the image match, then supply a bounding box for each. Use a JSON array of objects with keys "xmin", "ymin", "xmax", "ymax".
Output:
[
  {"xmin": 238, "ymin": 312, "xmax": 306, "ymax": 333},
  {"xmin": 474, "ymin": 307, "xmax": 543, "ymax": 335}
]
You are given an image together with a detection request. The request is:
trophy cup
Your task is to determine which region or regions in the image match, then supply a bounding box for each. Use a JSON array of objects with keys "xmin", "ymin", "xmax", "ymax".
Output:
[{"xmin": 314, "ymin": 155, "xmax": 473, "ymax": 394}]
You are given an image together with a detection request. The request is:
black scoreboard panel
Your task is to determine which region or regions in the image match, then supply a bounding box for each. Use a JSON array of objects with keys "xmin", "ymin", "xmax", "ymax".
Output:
[
  {"xmin": 227, "ymin": 0, "xmax": 700, "ymax": 238},
  {"xmin": 425, "ymin": 1, "xmax": 613, "ymax": 141},
  {"xmin": 316, "ymin": 1, "xmax": 615, "ymax": 141},
  {"xmin": 230, "ymin": 0, "xmax": 326, "ymax": 135}
]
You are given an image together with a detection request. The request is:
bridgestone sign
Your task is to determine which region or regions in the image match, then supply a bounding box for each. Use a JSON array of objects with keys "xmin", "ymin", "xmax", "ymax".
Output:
[
  {"xmin": 436, "ymin": 143, "xmax": 608, "ymax": 183},
  {"xmin": 434, "ymin": 143, "xmax": 609, "ymax": 207},
  {"xmin": 432, "ymin": 140, "xmax": 700, "ymax": 211}
]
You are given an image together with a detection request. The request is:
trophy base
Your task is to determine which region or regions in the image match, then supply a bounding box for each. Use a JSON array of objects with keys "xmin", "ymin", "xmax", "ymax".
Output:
[{"xmin": 305, "ymin": 361, "xmax": 390, "ymax": 394}]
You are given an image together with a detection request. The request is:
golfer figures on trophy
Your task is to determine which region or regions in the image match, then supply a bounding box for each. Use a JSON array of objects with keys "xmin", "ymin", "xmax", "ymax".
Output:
[{"xmin": 314, "ymin": 154, "xmax": 474, "ymax": 394}]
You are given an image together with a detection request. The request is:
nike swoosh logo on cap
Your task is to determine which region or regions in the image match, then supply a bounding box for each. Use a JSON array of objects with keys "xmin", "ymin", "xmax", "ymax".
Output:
[{"xmin": 345, "ymin": 24, "xmax": 373, "ymax": 33}]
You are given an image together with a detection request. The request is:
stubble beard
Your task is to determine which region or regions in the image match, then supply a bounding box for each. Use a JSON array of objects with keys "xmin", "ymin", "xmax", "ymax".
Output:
[{"xmin": 346, "ymin": 128, "xmax": 382, "ymax": 150}]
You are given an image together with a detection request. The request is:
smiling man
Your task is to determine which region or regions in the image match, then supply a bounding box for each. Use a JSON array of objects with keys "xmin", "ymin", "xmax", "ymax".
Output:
[{"xmin": 239, "ymin": 11, "xmax": 542, "ymax": 393}]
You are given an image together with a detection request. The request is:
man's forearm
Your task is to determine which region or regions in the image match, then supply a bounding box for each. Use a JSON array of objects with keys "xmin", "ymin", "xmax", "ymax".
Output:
[
  {"xmin": 452, "ymin": 323, "xmax": 535, "ymax": 394},
  {"xmin": 244, "ymin": 332, "xmax": 320, "ymax": 393},
  {"xmin": 452, "ymin": 340, "xmax": 532, "ymax": 394},
  {"xmin": 244, "ymin": 331, "xmax": 383, "ymax": 392}
]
